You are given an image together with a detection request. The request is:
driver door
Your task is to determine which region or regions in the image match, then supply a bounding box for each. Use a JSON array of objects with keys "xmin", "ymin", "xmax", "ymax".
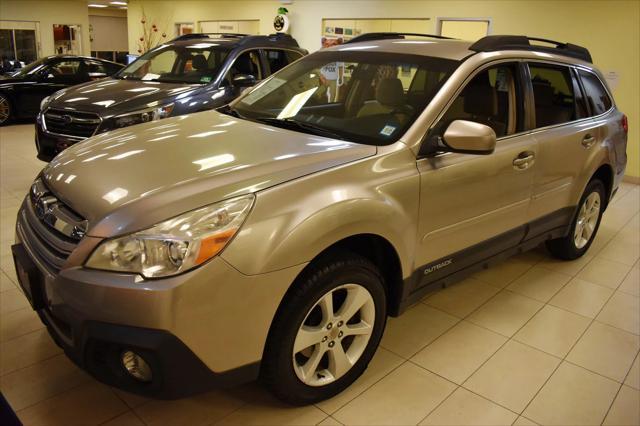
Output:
[
  {"xmin": 18, "ymin": 59, "xmax": 87, "ymax": 116},
  {"xmin": 414, "ymin": 62, "xmax": 537, "ymax": 288}
]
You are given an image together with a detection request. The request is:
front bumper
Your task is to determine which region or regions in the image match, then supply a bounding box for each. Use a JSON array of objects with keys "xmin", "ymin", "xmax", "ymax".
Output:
[
  {"xmin": 13, "ymin": 213, "xmax": 306, "ymax": 398},
  {"xmin": 35, "ymin": 118, "xmax": 85, "ymax": 162}
]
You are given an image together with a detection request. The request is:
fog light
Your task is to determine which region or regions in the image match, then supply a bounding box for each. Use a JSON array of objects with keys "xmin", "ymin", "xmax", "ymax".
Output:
[{"xmin": 121, "ymin": 350, "xmax": 152, "ymax": 382}]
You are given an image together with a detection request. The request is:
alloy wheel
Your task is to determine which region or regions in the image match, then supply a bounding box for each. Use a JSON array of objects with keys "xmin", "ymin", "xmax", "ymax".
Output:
[
  {"xmin": 574, "ymin": 191, "xmax": 601, "ymax": 249},
  {"xmin": 292, "ymin": 283, "xmax": 375, "ymax": 387}
]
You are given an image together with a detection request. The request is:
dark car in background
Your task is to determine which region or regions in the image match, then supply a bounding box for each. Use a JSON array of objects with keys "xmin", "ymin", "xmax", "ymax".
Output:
[
  {"xmin": 35, "ymin": 33, "xmax": 307, "ymax": 161},
  {"xmin": 0, "ymin": 55, "xmax": 123, "ymax": 126}
]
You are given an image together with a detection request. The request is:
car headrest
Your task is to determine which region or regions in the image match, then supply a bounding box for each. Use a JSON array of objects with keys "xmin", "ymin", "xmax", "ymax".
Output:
[
  {"xmin": 376, "ymin": 78, "xmax": 405, "ymax": 107},
  {"xmin": 463, "ymin": 82, "xmax": 497, "ymax": 116},
  {"xmin": 192, "ymin": 54, "xmax": 207, "ymax": 70},
  {"xmin": 532, "ymin": 79, "xmax": 555, "ymax": 107}
]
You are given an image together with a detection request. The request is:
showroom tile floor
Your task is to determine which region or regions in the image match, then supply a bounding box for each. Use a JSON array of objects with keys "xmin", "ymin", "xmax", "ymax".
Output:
[{"xmin": 0, "ymin": 123, "xmax": 639, "ymax": 425}]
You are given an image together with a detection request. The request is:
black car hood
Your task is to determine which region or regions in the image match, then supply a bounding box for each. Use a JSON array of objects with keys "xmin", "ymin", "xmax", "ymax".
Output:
[{"xmin": 47, "ymin": 78, "xmax": 205, "ymax": 115}]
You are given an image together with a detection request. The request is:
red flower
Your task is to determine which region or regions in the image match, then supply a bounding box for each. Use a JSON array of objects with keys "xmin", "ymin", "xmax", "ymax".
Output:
[
  {"xmin": 139, "ymin": 37, "xmax": 144, "ymax": 41},
  {"xmin": 153, "ymin": 28, "xmax": 158, "ymax": 32}
]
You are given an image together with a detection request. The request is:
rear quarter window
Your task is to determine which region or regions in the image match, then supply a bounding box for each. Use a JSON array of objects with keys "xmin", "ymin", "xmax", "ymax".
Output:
[{"xmin": 578, "ymin": 70, "xmax": 612, "ymax": 115}]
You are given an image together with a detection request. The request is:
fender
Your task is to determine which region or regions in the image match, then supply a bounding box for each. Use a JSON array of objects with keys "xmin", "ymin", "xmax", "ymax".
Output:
[{"xmin": 221, "ymin": 147, "xmax": 420, "ymax": 278}]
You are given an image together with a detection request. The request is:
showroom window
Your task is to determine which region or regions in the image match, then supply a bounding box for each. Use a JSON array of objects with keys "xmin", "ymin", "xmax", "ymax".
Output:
[
  {"xmin": 578, "ymin": 69, "xmax": 612, "ymax": 115},
  {"xmin": 433, "ymin": 63, "xmax": 521, "ymax": 138},
  {"xmin": 529, "ymin": 63, "xmax": 582, "ymax": 128},
  {"xmin": 264, "ymin": 49, "xmax": 303, "ymax": 74}
]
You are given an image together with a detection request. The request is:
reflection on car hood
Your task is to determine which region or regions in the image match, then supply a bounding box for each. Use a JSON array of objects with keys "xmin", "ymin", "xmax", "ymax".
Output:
[
  {"xmin": 43, "ymin": 110, "xmax": 376, "ymax": 237},
  {"xmin": 47, "ymin": 78, "xmax": 202, "ymax": 114}
]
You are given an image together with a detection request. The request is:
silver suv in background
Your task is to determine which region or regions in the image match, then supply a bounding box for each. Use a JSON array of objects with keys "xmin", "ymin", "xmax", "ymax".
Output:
[{"xmin": 12, "ymin": 33, "xmax": 627, "ymax": 404}]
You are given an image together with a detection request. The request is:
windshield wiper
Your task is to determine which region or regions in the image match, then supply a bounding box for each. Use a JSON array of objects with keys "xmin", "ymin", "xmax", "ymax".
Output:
[
  {"xmin": 257, "ymin": 117, "xmax": 348, "ymax": 141},
  {"xmin": 217, "ymin": 104, "xmax": 247, "ymax": 119}
]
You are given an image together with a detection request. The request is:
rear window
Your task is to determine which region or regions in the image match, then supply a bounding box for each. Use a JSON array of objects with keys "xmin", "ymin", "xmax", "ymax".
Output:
[
  {"xmin": 529, "ymin": 63, "xmax": 579, "ymax": 128},
  {"xmin": 578, "ymin": 70, "xmax": 612, "ymax": 115}
]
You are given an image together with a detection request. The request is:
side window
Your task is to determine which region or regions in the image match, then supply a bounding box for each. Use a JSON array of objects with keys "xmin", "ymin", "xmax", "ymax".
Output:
[
  {"xmin": 578, "ymin": 70, "xmax": 612, "ymax": 115},
  {"xmin": 529, "ymin": 64, "xmax": 578, "ymax": 128},
  {"xmin": 85, "ymin": 60, "xmax": 108, "ymax": 77},
  {"xmin": 225, "ymin": 50, "xmax": 262, "ymax": 82},
  {"xmin": 48, "ymin": 60, "xmax": 83, "ymax": 76},
  {"xmin": 433, "ymin": 63, "xmax": 520, "ymax": 138},
  {"xmin": 264, "ymin": 49, "xmax": 301, "ymax": 74}
]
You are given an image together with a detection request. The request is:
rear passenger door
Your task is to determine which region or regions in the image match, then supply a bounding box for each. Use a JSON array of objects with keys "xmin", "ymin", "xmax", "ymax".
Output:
[
  {"xmin": 415, "ymin": 62, "xmax": 537, "ymax": 287},
  {"xmin": 526, "ymin": 62, "xmax": 601, "ymax": 226}
]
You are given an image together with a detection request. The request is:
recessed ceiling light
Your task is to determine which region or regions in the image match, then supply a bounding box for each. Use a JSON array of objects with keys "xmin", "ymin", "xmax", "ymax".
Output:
[
  {"xmin": 88, "ymin": 3, "xmax": 108, "ymax": 7},
  {"xmin": 110, "ymin": 1, "xmax": 127, "ymax": 5}
]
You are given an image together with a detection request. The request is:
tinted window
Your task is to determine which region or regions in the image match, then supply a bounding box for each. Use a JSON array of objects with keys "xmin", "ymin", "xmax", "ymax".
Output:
[
  {"xmin": 264, "ymin": 49, "xmax": 302, "ymax": 74},
  {"xmin": 49, "ymin": 60, "xmax": 83, "ymax": 76},
  {"xmin": 222, "ymin": 50, "xmax": 263, "ymax": 86},
  {"xmin": 434, "ymin": 63, "xmax": 521, "ymax": 138},
  {"xmin": 579, "ymin": 70, "xmax": 612, "ymax": 115},
  {"xmin": 117, "ymin": 44, "xmax": 230, "ymax": 84},
  {"xmin": 529, "ymin": 64, "xmax": 578, "ymax": 128}
]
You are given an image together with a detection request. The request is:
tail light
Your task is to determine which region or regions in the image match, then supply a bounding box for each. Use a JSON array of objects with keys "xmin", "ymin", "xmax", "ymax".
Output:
[{"xmin": 621, "ymin": 115, "xmax": 628, "ymax": 133}]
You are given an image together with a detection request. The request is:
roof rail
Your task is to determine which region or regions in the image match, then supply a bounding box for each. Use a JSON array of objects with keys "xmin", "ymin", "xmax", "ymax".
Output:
[
  {"xmin": 171, "ymin": 33, "xmax": 248, "ymax": 41},
  {"xmin": 469, "ymin": 35, "xmax": 592, "ymax": 63},
  {"xmin": 344, "ymin": 32, "xmax": 455, "ymax": 44},
  {"xmin": 236, "ymin": 33, "xmax": 301, "ymax": 48}
]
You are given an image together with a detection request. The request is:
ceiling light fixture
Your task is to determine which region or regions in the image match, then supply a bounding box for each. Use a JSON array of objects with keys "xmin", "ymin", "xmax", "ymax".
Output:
[
  {"xmin": 88, "ymin": 3, "xmax": 108, "ymax": 7},
  {"xmin": 110, "ymin": 1, "xmax": 128, "ymax": 5}
]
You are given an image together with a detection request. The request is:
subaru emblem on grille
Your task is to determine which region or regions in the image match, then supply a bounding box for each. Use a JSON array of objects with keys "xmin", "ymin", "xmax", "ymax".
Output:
[
  {"xmin": 62, "ymin": 114, "xmax": 73, "ymax": 124},
  {"xmin": 29, "ymin": 179, "xmax": 88, "ymax": 241}
]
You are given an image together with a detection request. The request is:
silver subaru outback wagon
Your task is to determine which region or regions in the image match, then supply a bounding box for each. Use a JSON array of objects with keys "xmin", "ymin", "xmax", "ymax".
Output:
[{"xmin": 12, "ymin": 33, "xmax": 627, "ymax": 404}]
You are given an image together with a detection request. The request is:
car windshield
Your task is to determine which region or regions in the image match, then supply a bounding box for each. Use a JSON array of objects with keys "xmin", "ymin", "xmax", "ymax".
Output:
[
  {"xmin": 11, "ymin": 57, "xmax": 49, "ymax": 77},
  {"xmin": 116, "ymin": 42, "xmax": 231, "ymax": 84},
  {"xmin": 232, "ymin": 50, "xmax": 459, "ymax": 145}
]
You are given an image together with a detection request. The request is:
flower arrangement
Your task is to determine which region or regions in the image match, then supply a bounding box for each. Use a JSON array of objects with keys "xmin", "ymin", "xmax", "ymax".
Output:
[{"xmin": 136, "ymin": 8, "xmax": 167, "ymax": 54}]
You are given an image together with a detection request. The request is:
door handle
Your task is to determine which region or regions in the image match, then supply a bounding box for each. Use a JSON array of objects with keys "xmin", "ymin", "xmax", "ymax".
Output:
[
  {"xmin": 581, "ymin": 134, "xmax": 596, "ymax": 148},
  {"xmin": 513, "ymin": 151, "xmax": 535, "ymax": 170}
]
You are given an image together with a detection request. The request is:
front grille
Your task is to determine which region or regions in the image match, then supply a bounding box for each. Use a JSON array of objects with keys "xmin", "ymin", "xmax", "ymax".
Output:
[
  {"xmin": 18, "ymin": 179, "xmax": 86, "ymax": 273},
  {"xmin": 44, "ymin": 108, "xmax": 101, "ymax": 139}
]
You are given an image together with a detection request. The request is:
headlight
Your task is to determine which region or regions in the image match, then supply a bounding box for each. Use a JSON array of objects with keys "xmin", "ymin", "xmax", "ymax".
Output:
[
  {"xmin": 110, "ymin": 103, "xmax": 174, "ymax": 130},
  {"xmin": 40, "ymin": 95, "xmax": 50, "ymax": 111},
  {"xmin": 86, "ymin": 194, "xmax": 254, "ymax": 278}
]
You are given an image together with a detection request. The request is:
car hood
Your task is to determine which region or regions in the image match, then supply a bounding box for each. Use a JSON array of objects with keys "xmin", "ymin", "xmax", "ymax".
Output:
[
  {"xmin": 48, "ymin": 78, "xmax": 203, "ymax": 114},
  {"xmin": 43, "ymin": 110, "xmax": 376, "ymax": 237}
]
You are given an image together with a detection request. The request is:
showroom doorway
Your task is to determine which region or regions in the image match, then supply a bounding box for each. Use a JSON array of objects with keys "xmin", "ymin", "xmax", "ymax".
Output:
[
  {"xmin": 199, "ymin": 20, "xmax": 260, "ymax": 34},
  {"xmin": 53, "ymin": 24, "xmax": 82, "ymax": 55},
  {"xmin": 0, "ymin": 20, "xmax": 39, "ymax": 65}
]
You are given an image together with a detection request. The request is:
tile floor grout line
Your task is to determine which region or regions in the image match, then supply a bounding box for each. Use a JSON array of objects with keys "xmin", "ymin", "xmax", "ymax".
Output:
[
  {"xmin": 108, "ymin": 388, "xmax": 149, "ymax": 426},
  {"xmin": 407, "ymin": 357, "xmax": 522, "ymax": 423},
  {"xmin": 0, "ymin": 349, "xmax": 62, "ymax": 378},
  {"xmin": 516, "ymin": 249, "xmax": 638, "ymax": 423},
  {"xmin": 12, "ymin": 378, "xmax": 91, "ymax": 415}
]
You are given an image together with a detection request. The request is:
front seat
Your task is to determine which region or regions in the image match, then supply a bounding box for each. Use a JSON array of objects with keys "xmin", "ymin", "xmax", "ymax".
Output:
[
  {"xmin": 357, "ymin": 78, "xmax": 413, "ymax": 124},
  {"xmin": 462, "ymin": 74, "xmax": 505, "ymax": 136}
]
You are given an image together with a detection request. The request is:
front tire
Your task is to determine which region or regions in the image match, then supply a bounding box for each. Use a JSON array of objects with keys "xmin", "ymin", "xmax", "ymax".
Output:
[
  {"xmin": 546, "ymin": 179, "xmax": 605, "ymax": 260},
  {"xmin": 262, "ymin": 252, "xmax": 387, "ymax": 405},
  {"xmin": 0, "ymin": 93, "xmax": 11, "ymax": 126}
]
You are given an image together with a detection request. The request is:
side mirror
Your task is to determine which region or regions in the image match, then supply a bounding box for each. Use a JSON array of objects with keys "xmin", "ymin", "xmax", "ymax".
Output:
[
  {"xmin": 440, "ymin": 120, "xmax": 496, "ymax": 155},
  {"xmin": 232, "ymin": 74, "xmax": 256, "ymax": 88}
]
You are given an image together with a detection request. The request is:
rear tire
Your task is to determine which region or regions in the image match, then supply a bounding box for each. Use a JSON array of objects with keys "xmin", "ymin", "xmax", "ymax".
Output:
[
  {"xmin": 0, "ymin": 93, "xmax": 12, "ymax": 126},
  {"xmin": 546, "ymin": 179, "xmax": 605, "ymax": 260},
  {"xmin": 261, "ymin": 252, "xmax": 387, "ymax": 405}
]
